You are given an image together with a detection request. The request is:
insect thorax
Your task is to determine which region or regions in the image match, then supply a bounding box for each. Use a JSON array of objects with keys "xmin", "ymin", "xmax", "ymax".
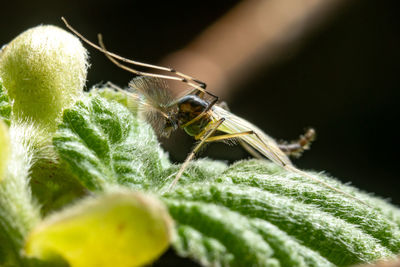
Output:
[{"xmin": 177, "ymin": 95, "xmax": 212, "ymax": 137}]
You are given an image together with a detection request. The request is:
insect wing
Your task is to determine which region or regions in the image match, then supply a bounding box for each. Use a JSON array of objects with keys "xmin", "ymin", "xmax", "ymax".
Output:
[
  {"xmin": 129, "ymin": 76, "xmax": 177, "ymax": 135},
  {"xmin": 128, "ymin": 76, "xmax": 174, "ymax": 109},
  {"xmin": 103, "ymin": 82, "xmax": 144, "ymax": 112},
  {"xmin": 213, "ymin": 106, "xmax": 292, "ymax": 167}
]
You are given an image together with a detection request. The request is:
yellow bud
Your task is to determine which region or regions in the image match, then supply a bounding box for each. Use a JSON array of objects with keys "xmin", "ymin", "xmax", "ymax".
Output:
[
  {"xmin": 25, "ymin": 191, "xmax": 173, "ymax": 267},
  {"xmin": 0, "ymin": 25, "xmax": 88, "ymax": 132}
]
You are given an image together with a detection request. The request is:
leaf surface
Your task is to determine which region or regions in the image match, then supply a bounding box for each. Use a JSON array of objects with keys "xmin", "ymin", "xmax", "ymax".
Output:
[{"xmin": 53, "ymin": 93, "xmax": 400, "ymax": 267}]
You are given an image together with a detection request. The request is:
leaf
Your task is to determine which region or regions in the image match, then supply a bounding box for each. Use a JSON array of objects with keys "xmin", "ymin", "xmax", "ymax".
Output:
[
  {"xmin": 54, "ymin": 93, "xmax": 400, "ymax": 267},
  {"xmin": 24, "ymin": 191, "xmax": 173, "ymax": 267},
  {"xmin": 53, "ymin": 95, "xmax": 170, "ymax": 191},
  {"xmin": 163, "ymin": 168, "xmax": 394, "ymax": 266},
  {"xmin": 0, "ymin": 122, "xmax": 42, "ymax": 266},
  {"xmin": 89, "ymin": 86, "xmax": 140, "ymax": 116},
  {"xmin": 0, "ymin": 80, "xmax": 11, "ymax": 125}
]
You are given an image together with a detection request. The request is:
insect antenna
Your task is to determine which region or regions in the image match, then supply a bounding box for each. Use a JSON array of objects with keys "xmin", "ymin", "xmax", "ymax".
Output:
[{"xmin": 61, "ymin": 17, "xmax": 209, "ymax": 95}]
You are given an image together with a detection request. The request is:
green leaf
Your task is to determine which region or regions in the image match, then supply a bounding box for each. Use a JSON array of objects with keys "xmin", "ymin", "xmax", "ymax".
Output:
[
  {"xmin": 0, "ymin": 122, "xmax": 42, "ymax": 266},
  {"xmin": 53, "ymin": 95, "xmax": 169, "ymax": 191},
  {"xmin": 0, "ymin": 80, "xmax": 11, "ymax": 126},
  {"xmin": 54, "ymin": 92, "xmax": 400, "ymax": 267},
  {"xmin": 89, "ymin": 86, "xmax": 140, "ymax": 116}
]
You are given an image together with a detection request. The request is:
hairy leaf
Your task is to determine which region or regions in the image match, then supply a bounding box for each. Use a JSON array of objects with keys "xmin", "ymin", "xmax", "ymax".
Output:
[
  {"xmin": 0, "ymin": 122, "xmax": 42, "ymax": 266},
  {"xmin": 54, "ymin": 93, "xmax": 400, "ymax": 267},
  {"xmin": 53, "ymin": 95, "xmax": 169, "ymax": 191}
]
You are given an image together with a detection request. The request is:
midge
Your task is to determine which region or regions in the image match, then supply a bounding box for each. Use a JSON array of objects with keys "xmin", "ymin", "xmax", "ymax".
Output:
[{"xmin": 62, "ymin": 18, "xmax": 367, "ymax": 205}]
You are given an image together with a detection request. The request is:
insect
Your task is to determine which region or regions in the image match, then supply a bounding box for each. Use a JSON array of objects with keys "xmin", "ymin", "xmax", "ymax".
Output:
[{"xmin": 62, "ymin": 18, "xmax": 368, "ymax": 206}]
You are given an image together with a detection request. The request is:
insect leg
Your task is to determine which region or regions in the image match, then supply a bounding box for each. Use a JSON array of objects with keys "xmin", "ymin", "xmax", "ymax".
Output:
[
  {"xmin": 278, "ymin": 128, "xmax": 316, "ymax": 157},
  {"xmin": 62, "ymin": 17, "xmax": 210, "ymax": 94},
  {"xmin": 204, "ymin": 131, "xmax": 254, "ymax": 142},
  {"xmin": 211, "ymin": 102, "xmax": 263, "ymax": 158},
  {"xmin": 180, "ymin": 93, "xmax": 219, "ymax": 128},
  {"xmin": 97, "ymin": 34, "xmax": 219, "ymax": 101},
  {"xmin": 239, "ymin": 140, "xmax": 264, "ymax": 159},
  {"xmin": 168, "ymin": 118, "xmax": 225, "ymax": 190},
  {"xmin": 201, "ymin": 130, "xmax": 263, "ymax": 158},
  {"xmin": 200, "ymin": 130, "xmax": 264, "ymax": 159}
]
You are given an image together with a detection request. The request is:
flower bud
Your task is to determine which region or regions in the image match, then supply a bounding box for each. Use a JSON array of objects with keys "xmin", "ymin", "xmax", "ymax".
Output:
[
  {"xmin": 25, "ymin": 191, "xmax": 173, "ymax": 267},
  {"xmin": 0, "ymin": 25, "xmax": 88, "ymax": 131}
]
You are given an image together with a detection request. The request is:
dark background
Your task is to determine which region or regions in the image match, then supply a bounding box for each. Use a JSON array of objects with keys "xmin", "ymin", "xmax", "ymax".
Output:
[{"xmin": 1, "ymin": 0, "xmax": 399, "ymax": 208}]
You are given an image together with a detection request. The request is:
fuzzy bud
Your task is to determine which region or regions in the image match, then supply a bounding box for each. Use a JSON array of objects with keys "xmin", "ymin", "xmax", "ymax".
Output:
[
  {"xmin": 0, "ymin": 25, "xmax": 88, "ymax": 132},
  {"xmin": 24, "ymin": 191, "xmax": 173, "ymax": 267}
]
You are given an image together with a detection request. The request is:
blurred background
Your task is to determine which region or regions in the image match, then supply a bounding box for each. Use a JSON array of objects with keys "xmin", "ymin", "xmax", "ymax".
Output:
[{"xmin": 1, "ymin": 0, "xmax": 399, "ymax": 209}]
